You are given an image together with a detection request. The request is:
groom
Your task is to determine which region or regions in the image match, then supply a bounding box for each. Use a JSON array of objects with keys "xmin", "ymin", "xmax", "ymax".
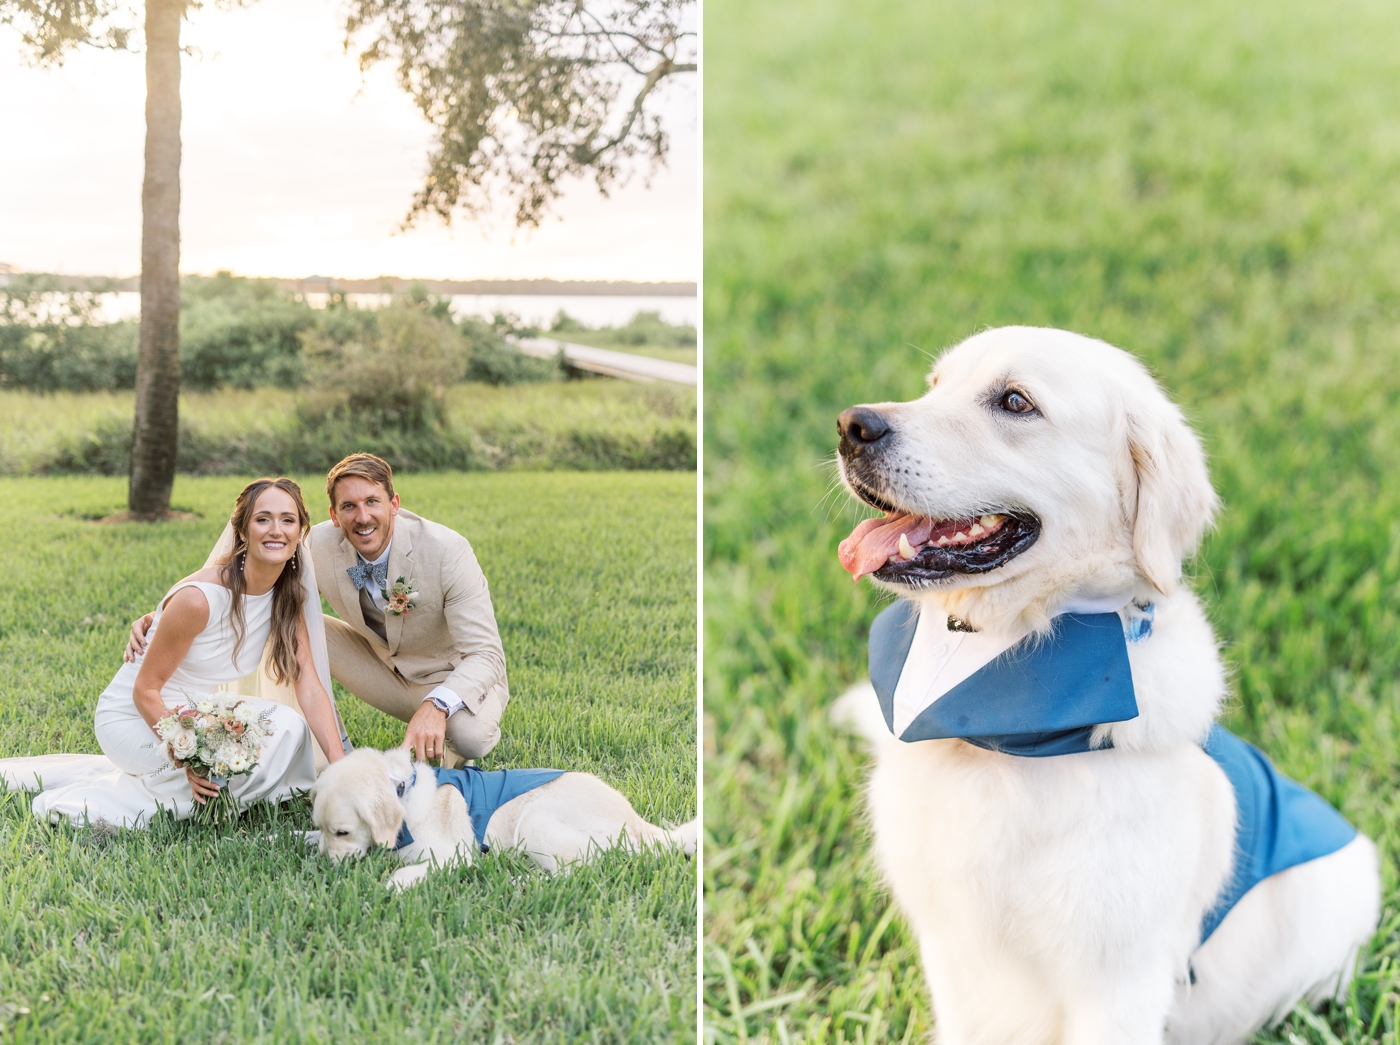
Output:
[
  {"xmin": 129, "ymin": 453, "xmax": 509, "ymax": 764},
  {"xmin": 310, "ymin": 453, "xmax": 509, "ymax": 764}
]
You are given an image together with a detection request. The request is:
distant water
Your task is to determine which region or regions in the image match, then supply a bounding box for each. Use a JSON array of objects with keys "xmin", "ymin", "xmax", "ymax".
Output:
[{"xmin": 90, "ymin": 291, "xmax": 695, "ymax": 329}]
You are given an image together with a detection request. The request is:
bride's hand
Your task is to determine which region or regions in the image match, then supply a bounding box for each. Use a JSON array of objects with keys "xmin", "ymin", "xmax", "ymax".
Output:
[
  {"xmin": 124, "ymin": 613, "xmax": 155, "ymax": 663},
  {"xmin": 182, "ymin": 765, "xmax": 223, "ymax": 804}
]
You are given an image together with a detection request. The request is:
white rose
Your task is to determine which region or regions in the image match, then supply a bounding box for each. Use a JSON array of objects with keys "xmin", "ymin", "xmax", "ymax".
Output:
[{"xmin": 170, "ymin": 729, "xmax": 198, "ymax": 761}]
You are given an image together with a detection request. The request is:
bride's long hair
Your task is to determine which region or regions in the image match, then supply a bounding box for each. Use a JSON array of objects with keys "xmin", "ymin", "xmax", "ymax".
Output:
[{"xmin": 218, "ymin": 478, "xmax": 311, "ymax": 685}]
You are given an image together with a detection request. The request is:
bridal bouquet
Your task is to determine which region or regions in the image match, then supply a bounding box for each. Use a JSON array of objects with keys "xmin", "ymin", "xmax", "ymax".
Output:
[{"xmin": 156, "ymin": 695, "xmax": 275, "ymax": 824}]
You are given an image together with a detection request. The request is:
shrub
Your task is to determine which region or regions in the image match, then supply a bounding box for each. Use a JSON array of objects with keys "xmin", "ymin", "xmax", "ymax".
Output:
[
  {"xmin": 461, "ymin": 317, "xmax": 563, "ymax": 385},
  {"xmin": 548, "ymin": 309, "xmax": 696, "ymax": 348},
  {"xmin": 549, "ymin": 310, "xmax": 591, "ymax": 334},
  {"xmin": 0, "ymin": 275, "xmax": 568, "ymax": 394},
  {"xmin": 613, "ymin": 311, "xmax": 696, "ymax": 347},
  {"xmin": 299, "ymin": 300, "xmax": 467, "ymax": 433},
  {"xmin": 179, "ymin": 272, "xmax": 316, "ymax": 390},
  {"xmin": 10, "ymin": 384, "xmax": 695, "ymax": 476},
  {"xmin": 0, "ymin": 275, "xmax": 139, "ymax": 392}
]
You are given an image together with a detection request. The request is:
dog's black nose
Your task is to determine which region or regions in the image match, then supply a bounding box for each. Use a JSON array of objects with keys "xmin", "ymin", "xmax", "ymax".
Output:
[{"xmin": 837, "ymin": 407, "xmax": 892, "ymax": 455}]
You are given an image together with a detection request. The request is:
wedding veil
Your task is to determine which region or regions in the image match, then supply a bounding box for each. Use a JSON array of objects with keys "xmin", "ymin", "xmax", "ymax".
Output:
[{"xmin": 205, "ymin": 522, "xmax": 349, "ymax": 772}]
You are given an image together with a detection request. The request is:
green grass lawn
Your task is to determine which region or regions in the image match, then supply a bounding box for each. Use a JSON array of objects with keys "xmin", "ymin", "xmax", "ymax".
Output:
[
  {"xmin": 703, "ymin": 0, "xmax": 1400, "ymax": 1041},
  {"xmin": 0, "ymin": 471, "xmax": 697, "ymax": 1043}
]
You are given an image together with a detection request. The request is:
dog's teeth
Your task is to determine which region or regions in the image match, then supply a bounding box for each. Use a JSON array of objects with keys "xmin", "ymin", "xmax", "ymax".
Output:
[
  {"xmin": 954, "ymin": 531, "xmax": 969, "ymax": 542},
  {"xmin": 969, "ymin": 524, "xmax": 985, "ymax": 537},
  {"xmin": 898, "ymin": 533, "xmax": 917, "ymax": 559},
  {"xmin": 937, "ymin": 535, "xmax": 950, "ymax": 546},
  {"xmin": 980, "ymin": 514, "xmax": 999, "ymax": 527}
]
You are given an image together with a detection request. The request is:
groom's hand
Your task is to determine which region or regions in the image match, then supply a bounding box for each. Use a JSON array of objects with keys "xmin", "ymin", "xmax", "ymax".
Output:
[
  {"xmin": 404, "ymin": 701, "xmax": 449, "ymax": 763},
  {"xmin": 124, "ymin": 613, "xmax": 155, "ymax": 663}
]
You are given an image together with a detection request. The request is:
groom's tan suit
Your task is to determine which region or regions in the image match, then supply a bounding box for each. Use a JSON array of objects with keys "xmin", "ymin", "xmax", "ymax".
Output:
[{"xmin": 309, "ymin": 509, "xmax": 509, "ymax": 759}]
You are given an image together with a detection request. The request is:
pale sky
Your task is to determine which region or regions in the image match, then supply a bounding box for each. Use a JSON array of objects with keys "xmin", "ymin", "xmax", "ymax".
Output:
[{"xmin": 0, "ymin": 0, "xmax": 697, "ymax": 281}]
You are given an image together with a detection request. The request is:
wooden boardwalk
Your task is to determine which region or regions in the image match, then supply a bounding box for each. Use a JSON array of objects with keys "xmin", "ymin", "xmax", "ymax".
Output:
[{"xmin": 512, "ymin": 336, "xmax": 698, "ymax": 385}]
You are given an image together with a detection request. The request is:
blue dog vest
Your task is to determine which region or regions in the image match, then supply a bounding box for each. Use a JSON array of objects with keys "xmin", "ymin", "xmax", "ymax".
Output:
[
  {"xmin": 393, "ymin": 765, "xmax": 565, "ymax": 853},
  {"xmin": 867, "ymin": 600, "xmax": 1356, "ymax": 943}
]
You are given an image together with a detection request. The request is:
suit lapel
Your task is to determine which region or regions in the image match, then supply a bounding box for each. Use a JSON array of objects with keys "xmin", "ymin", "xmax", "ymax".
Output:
[
  {"xmin": 333, "ymin": 530, "xmax": 375, "ymax": 640},
  {"xmin": 385, "ymin": 515, "xmax": 416, "ymax": 654}
]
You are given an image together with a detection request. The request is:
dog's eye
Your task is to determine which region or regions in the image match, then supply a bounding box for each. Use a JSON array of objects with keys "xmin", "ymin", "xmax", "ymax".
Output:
[
  {"xmin": 1000, "ymin": 390, "xmax": 1035, "ymax": 414},
  {"xmin": 335, "ymin": 830, "xmax": 349, "ymax": 837}
]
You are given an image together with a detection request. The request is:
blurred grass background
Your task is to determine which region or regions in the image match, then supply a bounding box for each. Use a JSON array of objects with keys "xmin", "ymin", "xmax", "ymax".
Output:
[
  {"xmin": 702, "ymin": 0, "xmax": 1400, "ymax": 1040},
  {"xmin": 0, "ymin": 472, "xmax": 696, "ymax": 1043}
]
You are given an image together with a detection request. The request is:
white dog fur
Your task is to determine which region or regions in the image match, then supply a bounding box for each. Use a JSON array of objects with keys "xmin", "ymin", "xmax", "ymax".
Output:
[
  {"xmin": 311, "ymin": 747, "xmax": 697, "ymax": 891},
  {"xmin": 832, "ymin": 326, "xmax": 1379, "ymax": 1044}
]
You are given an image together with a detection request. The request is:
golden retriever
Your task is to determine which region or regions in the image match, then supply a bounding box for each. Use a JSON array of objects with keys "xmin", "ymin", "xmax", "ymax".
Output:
[
  {"xmin": 832, "ymin": 326, "xmax": 1378, "ymax": 1044},
  {"xmin": 311, "ymin": 747, "xmax": 697, "ymax": 891}
]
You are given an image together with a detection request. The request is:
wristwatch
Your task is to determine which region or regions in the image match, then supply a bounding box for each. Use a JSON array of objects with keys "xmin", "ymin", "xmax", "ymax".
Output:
[{"xmin": 424, "ymin": 687, "xmax": 465, "ymax": 718}]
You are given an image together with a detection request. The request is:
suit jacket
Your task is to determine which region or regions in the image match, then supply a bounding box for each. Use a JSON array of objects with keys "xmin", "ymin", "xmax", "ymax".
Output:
[{"xmin": 309, "ymin": 509, "xmax": 508, "ymax": 713}]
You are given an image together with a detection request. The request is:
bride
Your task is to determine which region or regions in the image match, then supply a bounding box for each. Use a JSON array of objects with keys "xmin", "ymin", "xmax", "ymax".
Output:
[{"xmin": 0, "ymin": 478, "xmax": 349, "ymax": 827}]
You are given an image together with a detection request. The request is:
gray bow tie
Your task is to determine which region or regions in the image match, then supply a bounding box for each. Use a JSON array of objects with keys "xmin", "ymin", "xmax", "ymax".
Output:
[{"xmin": 348, "ymin": 560, "xmax": 389, "ymax": 592}]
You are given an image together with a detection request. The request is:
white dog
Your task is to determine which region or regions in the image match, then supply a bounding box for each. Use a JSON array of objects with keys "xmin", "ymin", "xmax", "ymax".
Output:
[
  {"xmin": 312, "ymin": 747, "xmax": 697, "ymax": 891},
  {"xmin": 831, "ymin": 326, "xmax": 1378, "ymax": 1044}
]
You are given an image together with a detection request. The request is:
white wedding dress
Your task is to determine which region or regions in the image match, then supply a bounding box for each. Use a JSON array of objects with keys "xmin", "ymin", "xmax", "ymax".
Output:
[{"xmin": 0, "ymin": 530, "xmax": 343, "ymax": 829}]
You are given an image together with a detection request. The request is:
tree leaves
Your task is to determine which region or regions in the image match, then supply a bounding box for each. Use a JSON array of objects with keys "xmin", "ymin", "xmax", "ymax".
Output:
[
  {"xmin": 345, "ymin": 0, "xmax": 696, "ymax": 227},
  {"xmin": 0, "ymin": 0, "xmax": 137, "ymax": 63}
]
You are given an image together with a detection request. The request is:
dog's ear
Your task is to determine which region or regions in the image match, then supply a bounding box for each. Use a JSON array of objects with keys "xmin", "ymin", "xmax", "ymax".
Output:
[
  {"xmin": 356, "ymin": 777, "xmax": 405, "ymax": 848},
  {"xmin": 1126, "ymin": 404, "xmax": 1218, "ymax": 596}
]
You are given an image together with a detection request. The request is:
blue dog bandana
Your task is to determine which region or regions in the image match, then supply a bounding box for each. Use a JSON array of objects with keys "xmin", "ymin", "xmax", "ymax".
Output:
[
  {"xmin": 867, "ymin": 599, "xmax": 1357, "ymax": 943},
  {"xmin": 869, "ymin": 599, "xmax": 1139, "ymax": 755},
  {"xmin": 393, "ymin": 765, "xmax": 565, "ymax": 853}
]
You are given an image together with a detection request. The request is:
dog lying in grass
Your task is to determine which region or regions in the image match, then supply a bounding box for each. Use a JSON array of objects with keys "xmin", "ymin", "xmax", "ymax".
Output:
[
  {"xmin": 832, "ymin": 326, "xmax": 1379, "ymax": 1044},
  {"xmin": 311, "ymin": 747, "xmax": 697, "ymax": 891}
]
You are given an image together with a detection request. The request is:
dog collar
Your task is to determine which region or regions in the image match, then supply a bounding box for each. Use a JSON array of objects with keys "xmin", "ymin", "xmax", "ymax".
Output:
[
  {"xmin": 392, "ymin": 766, "xmax": 418, "ymax": 850},
  {"xmin": 869, "ymin": 599, "xmax": 1152, "ymax": 755}
]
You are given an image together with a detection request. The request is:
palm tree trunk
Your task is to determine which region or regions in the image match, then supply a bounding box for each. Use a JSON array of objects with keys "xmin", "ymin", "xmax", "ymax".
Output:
[{"xmin": 129, "ymin": 0, "xmax": 182, "ymax": 519}]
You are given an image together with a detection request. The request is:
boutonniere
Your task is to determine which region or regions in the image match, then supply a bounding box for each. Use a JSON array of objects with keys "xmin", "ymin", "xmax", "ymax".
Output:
[{"xmin": 382, "ymin": 577, "xmax": 419, "ymax": 616}]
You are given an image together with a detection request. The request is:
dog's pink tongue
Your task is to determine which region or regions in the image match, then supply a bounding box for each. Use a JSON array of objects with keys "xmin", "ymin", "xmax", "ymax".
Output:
[{"xmin": 838, "ymin": 512, "xmax": 934, "ymax": 580}]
